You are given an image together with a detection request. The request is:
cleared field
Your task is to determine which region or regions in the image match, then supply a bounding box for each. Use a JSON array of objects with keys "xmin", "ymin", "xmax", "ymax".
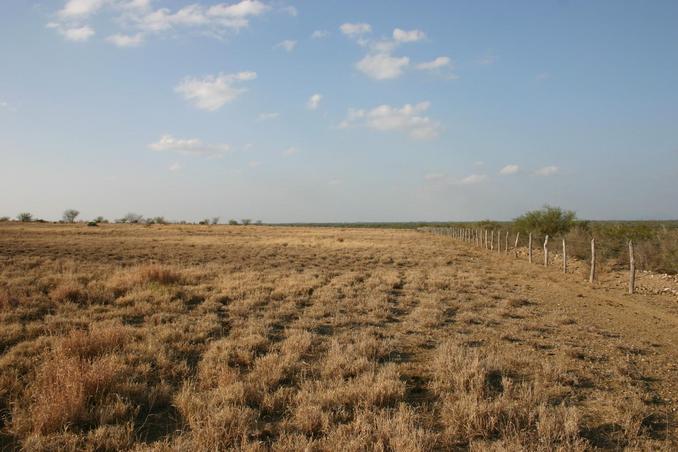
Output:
[{"xmin": 0, "ymin": 223, "xmax": 677, "ymax": 450}]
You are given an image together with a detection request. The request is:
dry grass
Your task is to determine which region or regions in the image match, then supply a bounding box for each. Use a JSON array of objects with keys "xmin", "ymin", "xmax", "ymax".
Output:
[{"xmin": 0, "ymin": 223, "xmax": 676, "ymax": 450}]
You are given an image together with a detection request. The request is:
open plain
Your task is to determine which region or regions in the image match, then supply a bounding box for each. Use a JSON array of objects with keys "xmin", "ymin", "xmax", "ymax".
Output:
[{"xmin": 0, "ymin": 223, "xmax": 677, "ymax": 450}]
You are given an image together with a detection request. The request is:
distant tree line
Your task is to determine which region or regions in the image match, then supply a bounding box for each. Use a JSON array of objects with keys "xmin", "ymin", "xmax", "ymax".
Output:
[{"xmin": 0, "ymin": 210, "xmax": 264, "ymax": 226}]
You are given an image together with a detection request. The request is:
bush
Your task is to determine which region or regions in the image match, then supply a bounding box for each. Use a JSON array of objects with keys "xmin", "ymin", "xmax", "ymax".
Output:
[
  {"xmin": 87, "ymin": 221, "xmax": 98, "ymax": 227},
  {"xmin": 94, "ymin": 216, "xmax": 107, "ymax": 224},
  {"xmin": 211, "ymin": 217, "xmax": 220, "ymax": 225},
  {"xmin": 117, "ymin": 213, "xmax": 143, "ymax": 224},
  {"xmin": 241, "ymin": 219, "xmax": 252, "ymax": 225},
  {"xmin": 17, "ymin": 212, "xmax": 33, "ymax": 222},
  {"xmin": 62, "ymin": 209, "xmax": 80, "ymax": 223},
  {"xmin": 228, "ymin": 219, "xmax": 239, "ymax": 225},
  {"xmin": 513, "ymin": 205, "xmax": 576, "ymax": 237},
  {"xmin": 0, "ymin": 216, "xmax": 9, "ymax": 222}
]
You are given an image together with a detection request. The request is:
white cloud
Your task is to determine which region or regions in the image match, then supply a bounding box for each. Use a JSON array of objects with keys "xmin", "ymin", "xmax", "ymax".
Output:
[
  {"xmin": 175, "ymin": 71, "xmax": 256, "ymax": 111},
  {"xmin": 340, "ymin": 101, "xmax": 441, "ymax": 140},
  {"xmin": 106, "ymin": 32, "xmax": 143, "ymax": 47},
  {"xmin": 392, "ymin": 28, "xmax": 425, "ymax": 43},
  {"xmin": 459, "ymin": 174, "xmax": 487, "ymax": 185},
  {"xmin": 311, "ymin": 29, "xmax": 329, "ymax": 39},
  {"xmin": 48, "ymin": 22, "xmax": 96, "ymax": 42},
  {"xmin": 339, "ymin": 22, "xmax": 371, "ymax": 38},
  {"xmin": 356, "ymin": 53, "xmax": 409, "ymax": 80},
  {"xmin": 424, "ymin": 172, "xmax": 445, "ymax": 181},
  {"xmin": 535, "ymin": 165, "xmax": 559, "ymax": 176},
  {"xmin": 275, "ymin": 39, "xmax": 297, "ymax": 52},
  {"xmin": 416, "ymin": 56, "xmax": 450, "ymax": 70},
  {"xmin": 150, "ymin": 135, "xmax": 231, "ymax": 157},
  {"xmin": 281, "ymin": 5, "xmax": 297, "ymax": 16},
  {"xmin": 257, "ymin": 112, "xmax": 279, "ymax": 121},
  {"xmin": 306, "ymin": 93, "xmax": 322, "ymax": 110},
  {"xmin": 499, "ymin": 164, "xmax": 520, "ymax": 175},
  {"xmin": 169, "ymin": 162, "xmax": 182, "ymax": 172},
  {"xmin": 58, "ymin": 0, "xmax": 106, "ymax": 18},
  {"xmin": 282, "ymin": 147, "xmax": 298, "ymax": 156}
]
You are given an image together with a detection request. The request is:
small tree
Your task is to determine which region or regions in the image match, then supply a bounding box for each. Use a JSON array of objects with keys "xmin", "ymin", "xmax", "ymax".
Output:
[
  {"xmin": 255, "ymin": 220, "xmax": 262, "ymax": 225},
  {"xmin": 122, "ymin": 213, "xmax": 143, "ymax": 224},
  {"xmin": 62, "ymin": 209, "xmax": 80, "ymax": 223},
  {"xmin": 152, "ymin": 216, "xmax": 166, "ymax": 225},
  {"xmin": 228, "ymin": 219, "xmax": 238, "ymax": 225},
  {"xmin": 513, "ymin": 205, "xmax": 576, "ymax": 237},
  {"xmin": 241, "ymin": 219, "xmax": 252, "ymax": 225},
  {"xmin": 94, "ymin": 216, "xmax": 107, "ymax": 224},
  {"xmin": 0, "ymin": 216, "xmax": 9, "ymax": 222},
  {"xmin": 17, "ymin": 212, "xmax": 32, "ymax": 222},
  {"xmin": 211, "ymin": 217, "xmax": 220, "ymax": 225}
]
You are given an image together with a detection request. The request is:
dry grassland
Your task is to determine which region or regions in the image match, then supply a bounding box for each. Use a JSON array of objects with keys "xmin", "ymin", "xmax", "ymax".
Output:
[{"xmin": 0, "ymin": 223, "xmax": 677, "ymax": 450}]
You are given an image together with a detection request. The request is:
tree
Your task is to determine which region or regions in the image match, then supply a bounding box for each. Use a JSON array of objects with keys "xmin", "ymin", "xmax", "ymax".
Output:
[
  {"xmin": 94, "ymin": 216, "xmax": 107, "ymax": 224},
  {"xmin": 255, "ymin": 220, "xmax": 262, "ymax": 225},
  {"xmin": 0, "ymin": 216, "xmax": 9, "ymax": 222},
  {"xmin": 513, "ymin": 205, "xmax": 576, "ymax": 237},
  {"xmin": 17, "ymin": 212, "xmax": 32, "ymax": 222},
  {"xmin": 211, "ymin": 217, "xmax": 220, "ymax": 225},
  {"xmin": 152, "ymin": 216, "xmax": 167, "ymax": 225},
  {"xmin": 121, "ymin": 213, "xmax": 143, "ymax": 224},
  {"xmin": 62, "ymin": 209, "xmax": 80, "ymax": 223},
  {"xmin": 241, "ymin": 219, "xmax": 252, "ymax": 225},
  {"xmin": 228, "ymin": 219, "xmax": 238, "ymax": 225}
]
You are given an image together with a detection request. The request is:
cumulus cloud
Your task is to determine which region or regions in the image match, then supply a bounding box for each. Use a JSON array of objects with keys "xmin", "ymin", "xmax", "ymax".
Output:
[
  {"xmin": 392, "ymin": 28, "xmax": 425, "ymax": 43},
  {"xmin": 339, "ymin": 22, "xmax": 371, "ymax": 38},
  {"xmin": 149, "ymin": 135, "xmax": 231, "ymax": 157},
  {"xmin": 106, "ymin": 32, "xmax": 143, "ymax": 47},
  {"xmin": 535, "ymin": 165, "xmax": 559, "ymax": 176},
  {"xmin": 356, "ymin": 53, "xmax": 409, "ymax": 80},
  {"xmin": 48, "ymin": 22, "xmax": 95, "ymax": 41},
  {"xmin": 282, "ymin": 147, "xmax": 298, "ymax": 156},
  {"xmin": 51, "ymin": 0, "xmax": 269, "ymax": 42},
  {"xmin": 499, "ymin": 164, "xmax": 520, "ymax": 175},
  {"xmin": 311, "ymin": 29, "xmax": 329, "ymax": 39},
  {"xmin": 175, "ymin": 71, "xmax": 256, "ymax": 111},
  {"xmin": 340, "ymin": 101, "xmax": 441, "ymax": 140},
  {"xmin": 306, "ymin": 93, "xmax": 322, "ymax": 110},
  {"xmin": 274, "ymin": 39, "xmax": 297, "ymax": 52},
  {"xmin": 416, "ymin": 56, "xmax": 450, "ymax": 70},
  {"xmin": 458, "ymin": 174, "xmax": 487, "ymax": 185}
]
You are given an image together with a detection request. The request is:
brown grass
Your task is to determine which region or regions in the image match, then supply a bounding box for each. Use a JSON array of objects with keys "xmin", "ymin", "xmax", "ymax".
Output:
[{"xmin": 0, "ymin": 223, "xmax": 675, "ymax": 450}]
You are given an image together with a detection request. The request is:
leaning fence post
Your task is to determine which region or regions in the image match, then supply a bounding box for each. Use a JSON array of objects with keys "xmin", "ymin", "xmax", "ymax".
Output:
[
  {"xmin": 562, "ymin": 238, "xmax": 567, "ymax": 273},
  {"xmin": 628, "ymin": 240, "xmax": 635, "ymax": 294},
  {"xmin": 528, "ymin": 232, "xmax": 533, "ymax": 263},
  {"xmin": 514, "ymin": 232, "xmax": 520, "ymax": 258},
  {"xmin": 543, "ymin": 235, "xmax": 549, "ymax": 267},
  {"xmin": 589, "ymin": 238, "xmax": 596, "ymax": 284}
]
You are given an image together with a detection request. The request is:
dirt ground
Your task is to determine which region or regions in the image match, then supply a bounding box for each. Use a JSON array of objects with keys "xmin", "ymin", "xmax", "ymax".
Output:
[{"xmin": 0, "ymin": 223, "xmax": 676, "ymax": 450}]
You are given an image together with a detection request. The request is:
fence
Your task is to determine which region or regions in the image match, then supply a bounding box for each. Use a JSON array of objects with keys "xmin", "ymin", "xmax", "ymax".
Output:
[{"xmin": 421, "ymin": 227, "xmax": 641, "ymax": 294}]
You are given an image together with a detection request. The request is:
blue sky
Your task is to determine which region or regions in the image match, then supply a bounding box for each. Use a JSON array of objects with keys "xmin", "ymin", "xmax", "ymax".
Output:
[{"xmin": 1, "ymin": 0, "xmax": 677, "ymax": 222}]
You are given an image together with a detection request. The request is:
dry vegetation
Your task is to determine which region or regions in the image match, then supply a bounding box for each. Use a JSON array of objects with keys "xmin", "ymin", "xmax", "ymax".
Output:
[{"xmin": 0, "ymin": 223, "xmax": 677, "ymax": 450}]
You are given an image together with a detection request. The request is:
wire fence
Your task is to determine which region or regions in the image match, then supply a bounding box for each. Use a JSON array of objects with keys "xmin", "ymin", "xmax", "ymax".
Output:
[{"xmin": 420, "ymin": 226, "xmax": 678, "ymax": 296}]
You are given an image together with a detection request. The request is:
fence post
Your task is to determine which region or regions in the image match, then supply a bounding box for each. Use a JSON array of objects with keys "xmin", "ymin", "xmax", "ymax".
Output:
[
  {"xmin": 544, "ymin": 235, "xmax": 549, "ymax": 267},
  {"xmin": 514, "ymin": 232, "xmax": 520, "ymax": 258},
  {"xmin": 505, "ymin": 231, "xmax": 509, "ymax": 255},
  {"xmin": 496, "ymin": 230, "xmax": 501, "ymax": 253},
  {"xmin": 562, "ymin": 238, "xmax": 567, "ymax": 273},
  {"xmin": 485, "ymin": 230, "xmax": 488, "ymax": 249},
  {"xmin": 589, "ymin": 238, "xmax": 596, "ymax": 284},
  {"xmin": 490, "ymin": 230, "xmax": 494, "ymax": 251},
  {"xmin": 628, "ymin": 240, "xmax": 635, "ymax": 294},
  {"xmin": 528, "ymin": 232, "xmax": 533, "ymax": 263}
]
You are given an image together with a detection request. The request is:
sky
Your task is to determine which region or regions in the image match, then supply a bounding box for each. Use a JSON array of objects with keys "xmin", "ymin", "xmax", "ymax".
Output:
[{"xmin": 1, "ymin": 0, "xmax": 677, "ymax": 223}]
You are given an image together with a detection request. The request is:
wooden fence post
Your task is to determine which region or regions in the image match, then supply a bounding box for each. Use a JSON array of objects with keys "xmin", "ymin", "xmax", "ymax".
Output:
[
  {"xmin": 629, "ymin": 240, "xmax": 635, "ymax": 294},
  {"xmin": 505, "ymin": 231, "xmax": 509, "ymax": 255},
  {"xmin": 562, "ymin": 238, "xmax": 567, "ymax": 273},
  {"xmin": 544, "ymin": 235, "xmax": 549, "ymax": 267},
  {"xmin": 490, "ymin": 230, "xmax": 494, "ymax": 251},
  {"xmin": 514, "ymin": 232, "xmax": 520, "ymax": 258},
  {"xmin": 528, "ymin": 233, "xmax": 533, "ymax": 263},
  {"xmin": 496, "ymin": 230, "xmax": 500, "ymax": 253},
  {"xmin": 485, "ymin": 230, "xmax": 488, "ymax": 249},
  {"xmin": 589, "ymin": 238, "xmax": 596, "ymax": 284}
]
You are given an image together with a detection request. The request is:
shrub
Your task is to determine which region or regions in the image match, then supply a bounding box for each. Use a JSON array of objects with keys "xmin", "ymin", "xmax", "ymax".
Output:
[
  {"xmin": 94, "ymin": 216, "xmax": 107, "ymax": 224},
  {"xmin": 211, "ymin": 217, "xmax": 220, "ymax": 225},
  {"xmin": 119, "ymin": 213, "xmax": 143, "ymax": 224},
  {"xmin": 513, "ymin": 205, "xmax": 576, "ymax": 237},
  {"xmin": 228, "ymin": 219, "xmax": 239, "ymax": 225},
  {"xmin": 87, "ymin": 221, "xmax": 98, "ymax": 227},
  {"xmin": 0, "ymin": 216, "xmax": 9, "ymax": 222},
  {"xmin": 62, "ymin": 209, "xmax": 80, "ymax": 223},
  {"xmin": 17, "ymin": 212, "xmax": 33, "ymax": 222},
  {"xmin": 241, "ymin": 219, "xmax": 252, "ymax": 225},
  {"xmin": 137, "ymin": 265, "xmax": 181, "ymax": 285}
]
